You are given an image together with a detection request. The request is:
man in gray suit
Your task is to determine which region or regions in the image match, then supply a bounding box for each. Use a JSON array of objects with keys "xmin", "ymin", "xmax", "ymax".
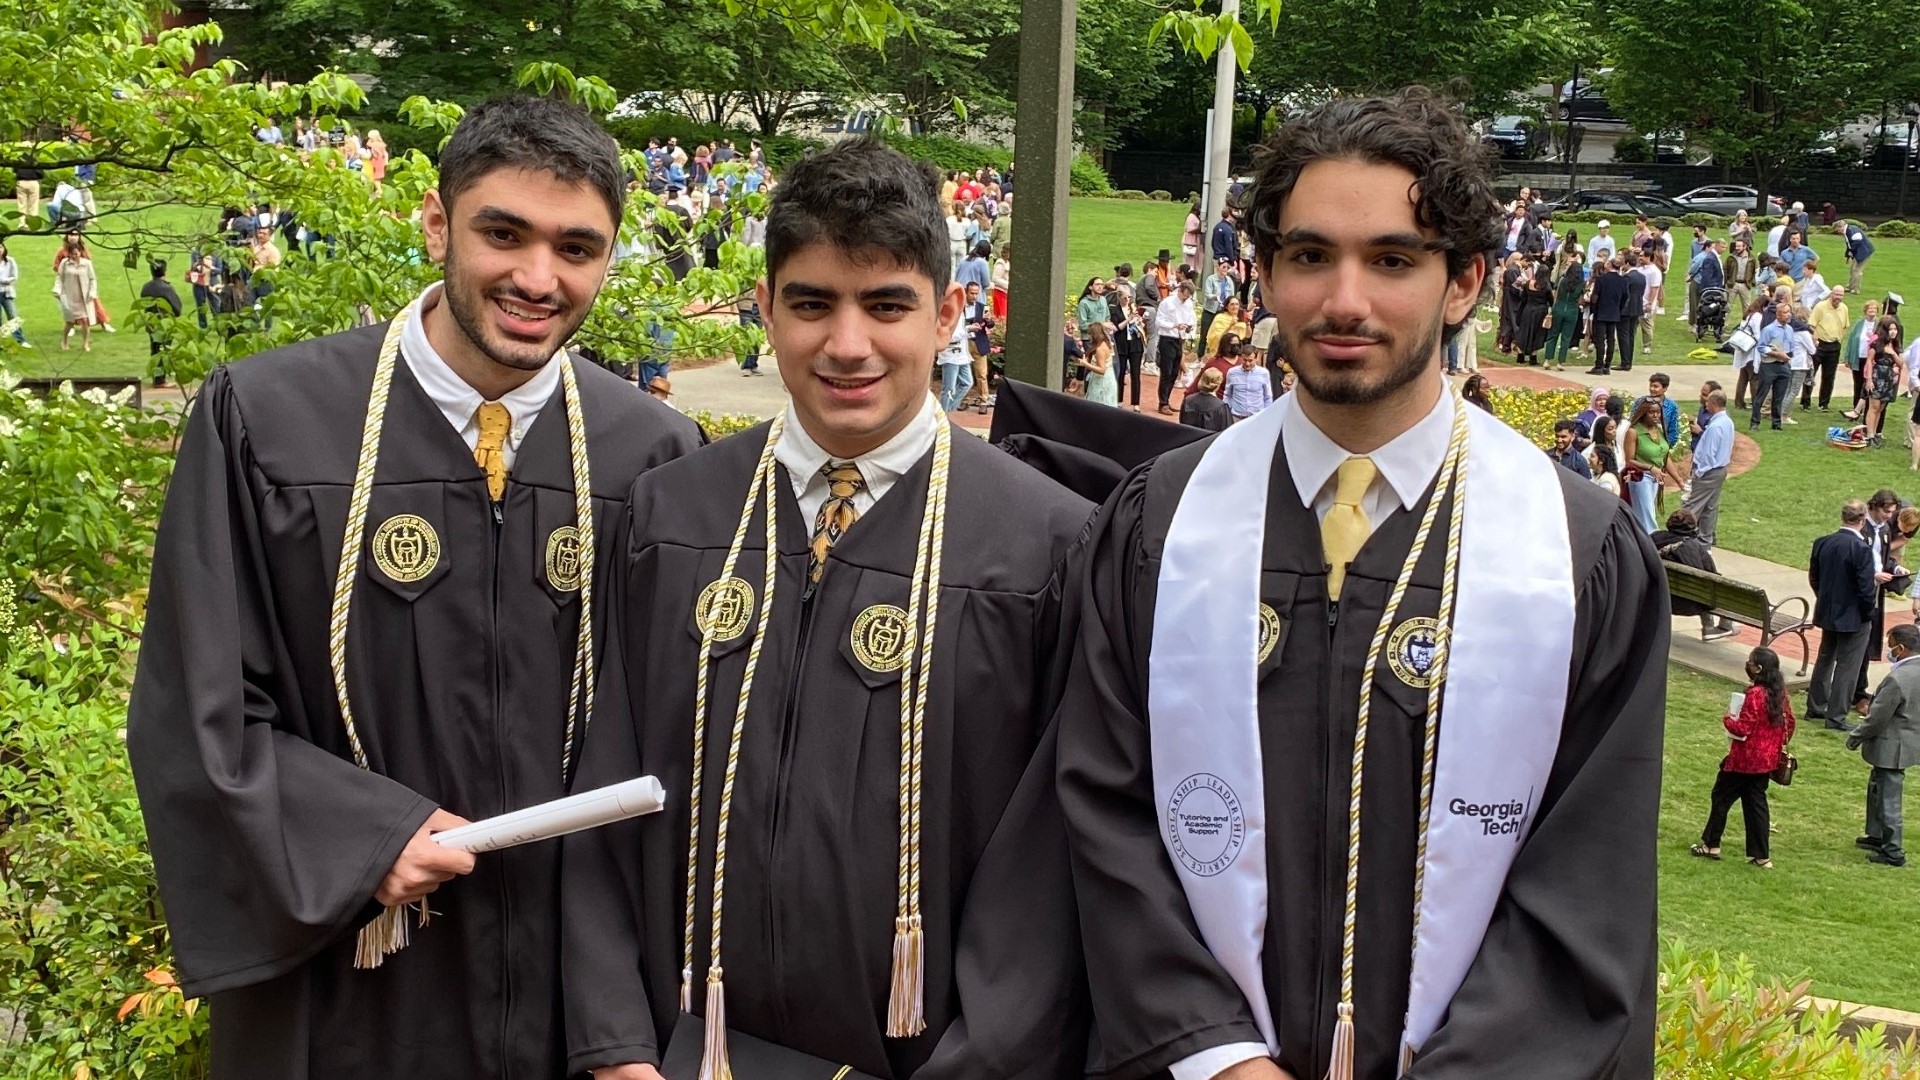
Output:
[{"xmin": 1849, "ymin": 623, "xmax": 1920, "ymax": 867}]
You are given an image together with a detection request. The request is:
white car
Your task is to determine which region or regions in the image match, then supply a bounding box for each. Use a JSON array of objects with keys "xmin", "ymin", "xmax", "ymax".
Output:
[{"xmin": 1672, "ymin": 185, "xmax": 1785, "ymax": 216}]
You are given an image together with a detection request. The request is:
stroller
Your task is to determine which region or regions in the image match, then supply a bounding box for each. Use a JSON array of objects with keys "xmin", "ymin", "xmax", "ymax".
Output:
[{"xmin": 1693, "ymin": 286, "xmax": 1728, "ymax": 342}]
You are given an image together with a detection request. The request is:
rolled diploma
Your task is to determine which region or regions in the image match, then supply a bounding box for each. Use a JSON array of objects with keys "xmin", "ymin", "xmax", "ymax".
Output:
[
  {"xmin": 431, "ymin": 776, "xmax": 666, "ymax": 853},
  {"xmin": 1728, "ymin": 692, "xmax": 1744, "ymax": 718}
]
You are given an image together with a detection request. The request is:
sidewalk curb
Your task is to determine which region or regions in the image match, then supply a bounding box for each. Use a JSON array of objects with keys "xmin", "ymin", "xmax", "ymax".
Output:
[{"xmin": 1800, "ymin": 996, "xmax": 1920, "ymax": 1046}]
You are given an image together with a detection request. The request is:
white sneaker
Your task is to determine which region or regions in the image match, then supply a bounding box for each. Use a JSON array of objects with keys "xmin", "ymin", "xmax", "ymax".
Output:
[{"xmin": 1783, "ymin": 416, "xmax": 1799, "ymax": 426}]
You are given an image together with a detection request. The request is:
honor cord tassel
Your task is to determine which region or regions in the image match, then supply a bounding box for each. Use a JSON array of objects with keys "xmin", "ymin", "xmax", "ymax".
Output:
[
  {"xmin": 1325, "ymin": 1002, "xmax": 1356, "ymax": 1080},
  {"xmin": 698, "ymin": 967, "xmax": 731, "ymax": 1080}
]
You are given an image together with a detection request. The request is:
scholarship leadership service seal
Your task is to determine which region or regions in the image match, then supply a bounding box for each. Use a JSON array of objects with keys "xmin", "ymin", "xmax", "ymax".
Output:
[{"xmin": 1166, "ymin": 772, "xmax": 1246, "ymax": 877}]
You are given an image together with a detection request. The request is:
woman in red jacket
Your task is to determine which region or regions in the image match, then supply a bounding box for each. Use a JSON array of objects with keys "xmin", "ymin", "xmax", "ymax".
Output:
[{"xmin": 1693, "ymin": 647, "xmax": 1796, "ymax": 867}]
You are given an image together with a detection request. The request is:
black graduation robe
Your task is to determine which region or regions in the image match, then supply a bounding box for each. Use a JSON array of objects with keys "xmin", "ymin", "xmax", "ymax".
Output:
[
  {"xmin": 561, "ymin": 421, "xmax": 1094, "ymax": 1079},
  {"xmin": 126, "ymin": 323, "xmax": 702, "ymax": 1080},
  {"xmin": 1056, "ymin": 436, "xmax": 1668, "ymax": 1080}
]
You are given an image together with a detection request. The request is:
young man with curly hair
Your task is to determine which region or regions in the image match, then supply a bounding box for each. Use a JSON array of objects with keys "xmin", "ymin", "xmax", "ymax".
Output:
[{"xmin": 1057, "ymin": 89, "xmax": 1667, "ymax": 1080}]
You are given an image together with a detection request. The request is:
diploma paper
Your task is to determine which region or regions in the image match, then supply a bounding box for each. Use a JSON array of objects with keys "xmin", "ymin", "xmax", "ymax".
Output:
[
  {"xmin": 432, "ymin": 776, "xmax": 666, "ymax": 853},
  {"xmin": 1729, "ymin": 692, "xmax": 1745, "ymax": 718}
]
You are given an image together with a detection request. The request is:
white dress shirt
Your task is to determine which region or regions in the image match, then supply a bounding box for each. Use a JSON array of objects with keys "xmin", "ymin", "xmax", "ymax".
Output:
[
  {"xmin": 402, "ymin": 283, "xmax": 562, "ymax": 469},
  {"xmin": 775, "ymin": 393, "xmax": 941, "ymax": 525},
  {"xmin": 1170, "ymin": 382, "xmax": 1455, "ymax": 1080}
]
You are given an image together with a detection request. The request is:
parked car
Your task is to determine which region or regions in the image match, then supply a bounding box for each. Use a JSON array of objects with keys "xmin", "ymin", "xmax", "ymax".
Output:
[
  {"xmin": 1672, "ymin": 185, "xmax": 1786, "ymax": 215},
  {"xmin": 1538, "ymin": 189, "xmax": 1693, "ymax": 219},
  {"xmin": 1482, "ymin": 115, "xmax": 1544, "ymax": 160},
  {"xmin": 1558, "ymin": 86, "xmax": 1624, "ymax": 124}
]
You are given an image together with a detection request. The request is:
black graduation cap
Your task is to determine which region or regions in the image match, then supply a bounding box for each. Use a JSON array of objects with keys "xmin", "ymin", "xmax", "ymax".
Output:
[
  {"xmin": 1157, "ymin": 248, "xmax": 1173, "ymax": 262},
  {"xmin": 988, "ymin": 380, "xmax": 1209, "ymax": 504}
]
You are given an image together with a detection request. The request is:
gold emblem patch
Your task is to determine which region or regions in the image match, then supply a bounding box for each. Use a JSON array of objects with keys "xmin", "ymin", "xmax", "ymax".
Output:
[
  {"xmin": 695, "ymin": 577, "xmax": 755, "ymax": 642},
  {"xmin": 851, "ymin": 604, "xmax": 913, "ymax": 673},
  {"xmin": 1387, "ymin": 617, "xmax": 1447, "ymax": 689},
  {"xmin": 545, "ymin": 526, "xmax": 584, "ymax": 592},
  {"xmin": 1257, "ymin": 604, "xmax": 1281, "ymax": 663},
  {"xmin": 371, "ymin": 514, "xmax": 440, "ymax": 583}
]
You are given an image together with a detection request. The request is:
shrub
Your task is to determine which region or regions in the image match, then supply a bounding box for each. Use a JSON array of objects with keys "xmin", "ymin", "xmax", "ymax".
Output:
[
  {"xmin": 1069, "ymin": 152, "xmax": 1114, "ymax": 196},
  {"xmin": 0, "ymin": 624, "xmax": 209, "ymax": 1079},
  {"xmin": 1613, "ymin": 133, "xmax": 1653, "ymax": 163},
  {"xmin": 1112, "ymin": 189, "xmax": 1149, "ymax": 200},
  {"xmin": 1657, "ymin": 940, "xmax": 1920, "ymax": 1079},
  {"xmin": 1148, "ymin": 189, "xmax": 1172, "ymax": 201},
  {"xmin": 878, "ymin": 133, "xmax": 1008, "ymax": 175},
  {"xmin": 1678, "ymin": 212, "xmax": 1736, "ymax": 231},
  {"xmin": 684, "ymin": 410, "xmax": 764, "ymax": 440},
  {"xmin": 1873, "ymin": 219, "xmax": 1920, "ymax": 239},
  {"xmin": 1485, "ymin": 386, "xmax": 1590, "ymax": 449}
]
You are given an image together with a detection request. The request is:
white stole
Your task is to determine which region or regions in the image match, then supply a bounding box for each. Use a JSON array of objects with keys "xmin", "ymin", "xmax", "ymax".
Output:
[{"xmin": 1147, "ymin": 391, "xmax": 1577, "ymax": 1061}]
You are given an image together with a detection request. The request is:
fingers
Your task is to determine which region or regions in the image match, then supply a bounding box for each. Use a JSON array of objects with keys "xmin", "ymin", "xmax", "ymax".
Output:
[{"xmin": 424, "ymin": 808, "xmax": 472, "ymax": 832}]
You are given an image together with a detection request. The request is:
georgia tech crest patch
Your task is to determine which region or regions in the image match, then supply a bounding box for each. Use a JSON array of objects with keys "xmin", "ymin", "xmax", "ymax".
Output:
[
  {"xmin": 1387, "ymin": 616, "xmax": 1447, "ymax": 689},
  {"xmin": 851, "ymin": 604, "xmax": 912, "ymax": 673},
  {"xmin": 371, "ymin": 514, "xmax": 440, "ymax": 583},
  {"xmin": 1257, "ymin": 603, "xmax": 1281, "ymax": 663},
  {"xmin": 695, "ymin": 577, "xmax": 754, "ymax": 642},
  {"xmin": 545, "ymin": 526, "xmax": 584, "ymax": 592}
]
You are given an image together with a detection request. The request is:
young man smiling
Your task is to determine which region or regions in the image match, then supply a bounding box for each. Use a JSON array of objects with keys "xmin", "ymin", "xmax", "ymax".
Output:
[
  {"xmin": 128, "ymin": 97, "xmax": 701, "ymax": 1080},
  {"xmin": 1057, "ymin": 89, "xmax": 1667, "ymax": 1080},
  {"xmin": 562, "ymin": 138, "xmax": 1092, "ymax": 1080}
]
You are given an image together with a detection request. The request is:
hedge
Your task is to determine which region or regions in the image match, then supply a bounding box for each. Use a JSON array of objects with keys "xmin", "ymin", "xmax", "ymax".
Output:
[{"xmin": 1874, "ymin": 219, "xmax": 1920, "ymax": 238}]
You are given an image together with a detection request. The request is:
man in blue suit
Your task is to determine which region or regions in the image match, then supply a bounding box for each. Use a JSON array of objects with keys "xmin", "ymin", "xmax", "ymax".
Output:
[{"xmin": 1808, "ymin": 499, "xmax": 1887, "ymax": 729}]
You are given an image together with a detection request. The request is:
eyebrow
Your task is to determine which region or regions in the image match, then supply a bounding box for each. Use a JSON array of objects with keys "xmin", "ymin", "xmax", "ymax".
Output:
[
  {"xmin": 470, "ymin": 205, "xmax": 609, "ymax": 247},
  {"xmin": 1276, "ymin": 227, "xmax": 1447, "ymax": 252},
  {"xmin": 779, "ymin": 281, "xmax": 924, "ymax": 304}
]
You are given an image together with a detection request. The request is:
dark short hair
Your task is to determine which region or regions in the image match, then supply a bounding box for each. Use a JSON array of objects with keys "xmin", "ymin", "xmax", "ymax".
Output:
[
  {"xmin": 1870, "ymin": 488, "xmax": 1901, "ymax": 510},
  {"xmin": 1243, "ymin": 88, "xmax": 1503, "ymax": 297},
  {"xmin": 149, "ymin": 259, "xmax": 167, "ymax": 278},
  {"xmin": 436, "ymin": 95, "xmax": 626, "ymax": 227},
  {"xmin": 1666, "ymin": 508, "xmax": 1697, "ymax": 531},
  {"xmin": 1649, "ymin": 372, "xmax": 1671, "ymax": 389},
  {"xmin": 765, "ymin": 139, "xmax": 947, "ymax": 289},
  {"xmin": 1553, "ymin": 419, "xmax": 1580, "ymax": 435},
  {"xmin": 1891, "ymin": 623, "xmax": 1920, "ymax": 652},
  {"xmin": 1701, "ymin": 379, "xmax": 1723, "ymax": 393}
]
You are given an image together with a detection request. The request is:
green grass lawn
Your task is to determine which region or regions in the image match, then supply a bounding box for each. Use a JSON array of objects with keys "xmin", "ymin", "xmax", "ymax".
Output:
[
  {"xmin": 1066, "ymin": 197, "xmax": 1191, "ymax": 299},
  {"xmin": 2, "ymin": 204, "xmax": 218, "ymax": 381},
  {"xmin": 1660, "ymin": 664, "xmax": 1920, "ymax": 1012}
]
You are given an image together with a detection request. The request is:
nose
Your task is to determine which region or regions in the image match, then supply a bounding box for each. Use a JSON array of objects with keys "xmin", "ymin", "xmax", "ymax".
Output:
[
  {"xmin": 512, "ymin": 247, "xmax": 561, "ymax": 303},
  {"xmin": 1322, "ymin": 256, "xmax": 1371, "ymax": 326},
  {"xmin": 820, "ymin": 307, "xmax": 873, "ymax": 366}
]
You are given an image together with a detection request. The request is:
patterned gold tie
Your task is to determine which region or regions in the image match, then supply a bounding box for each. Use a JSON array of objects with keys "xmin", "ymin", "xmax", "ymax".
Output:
[
  {"xmin": 474, "ymin": 401, "xmax": 512, "ymax": 501},
  {"xmin": 1321, "ymin": 455, "xmax": 1377, "ymax": 600},
  {"xmin": 808, "ymin": 461, "xmax": 865, "ymax": 583}
]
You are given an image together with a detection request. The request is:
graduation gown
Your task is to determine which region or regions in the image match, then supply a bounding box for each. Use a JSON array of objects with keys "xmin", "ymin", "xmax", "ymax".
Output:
[
  {"xmin": 1057, "ymin": 435, "xmax": 1667, "ymax": 1080},
  {"xmin": 127, "ymin": 324, "xmax": 701, "ymax": 1080},
  {"xmin": 561, "ymin": 421, "xmax": 1094, "ymax": 1079}
]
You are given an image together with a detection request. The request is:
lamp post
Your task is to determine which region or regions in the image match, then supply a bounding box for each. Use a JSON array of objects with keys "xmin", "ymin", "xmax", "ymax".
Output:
[
  {"xmin": 1900, "ymin": 104, "xmax": 1919, "ymax": 220},
  {"xmin": 1564, "ymin": 61, "xmax": 1582, "ymax": 196}
]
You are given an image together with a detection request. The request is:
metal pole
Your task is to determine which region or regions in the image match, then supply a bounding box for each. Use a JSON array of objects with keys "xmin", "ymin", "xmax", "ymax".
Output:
[
  {"xmin": 1003, "ymin": 0, "xmax": 1078, "ymax": 390},
  {"xmin": 1201, "ymin": 108, "xmax": 1215, "ymax": 216},
  {"xmin": 1202, "ymin": 0, "xmax": 1240, "ymax": 233},
  {"xmin": 1901, "ymin": 116, "xmax": 1915, "ymax": 219}
]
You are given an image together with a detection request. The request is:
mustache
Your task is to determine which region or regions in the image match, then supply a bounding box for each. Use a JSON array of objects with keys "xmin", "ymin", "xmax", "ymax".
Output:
[
  {"xmin": 487, "ymin": 286, "xmax": 568, "ymax": 313},
  {"xmin": 1299, "ymin": 319, "xmax": 1390, "ymax": 343}
]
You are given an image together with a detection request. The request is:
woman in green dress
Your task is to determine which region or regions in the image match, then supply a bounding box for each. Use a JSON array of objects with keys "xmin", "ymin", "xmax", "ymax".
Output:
[{"xmin": 1543, "ymin": 247, "xmax": 1587, "ymax": 372}]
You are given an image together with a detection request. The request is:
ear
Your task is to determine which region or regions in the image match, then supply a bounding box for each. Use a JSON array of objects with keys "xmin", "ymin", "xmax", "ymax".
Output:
[
  {"xmin": 935, "ymin": 278, "xmax": 966, "ymax": 345},
  {"xmin": 421, "ymin": 189, "xmax": 450, "ymax": 264},
  {"xmin": 1444, "ymin": 252, "xmax": 1486, "ymax": 328},
  {"xmin": 755, "ymin": 276, "xmax": 773, "ymax": 336}
]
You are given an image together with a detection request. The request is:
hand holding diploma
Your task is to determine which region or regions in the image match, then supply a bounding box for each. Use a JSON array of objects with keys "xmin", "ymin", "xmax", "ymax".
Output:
[
  {"xmin": 377, "ymin": 809, "xmax": 477, "ymax": 906},
  {"xmin": 431, "ymin": 776, "xmax": 666, "ymax": 853},
  {"xmin": 592, "ymin": 1065, "xmax": 664, "ymax": 1080}
]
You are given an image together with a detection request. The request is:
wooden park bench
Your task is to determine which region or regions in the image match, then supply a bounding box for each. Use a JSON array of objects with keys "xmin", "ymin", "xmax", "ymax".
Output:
[{"xmin": 1663, "ymin": 562, "xmax": 1812, "ymax": 675}]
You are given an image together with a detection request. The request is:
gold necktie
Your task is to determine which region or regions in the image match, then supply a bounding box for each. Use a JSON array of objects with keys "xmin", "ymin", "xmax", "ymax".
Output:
[
  {"xmin": 474, "ymin": 401, "xmax": 511, "ymax": 501},
  {"xmin": 1322, "ymin": 455, "xmax": 1377, "ymax": 600},
  {"xmin": 808, "ymin": 461, "xmax": 865, "ymax": 583}
]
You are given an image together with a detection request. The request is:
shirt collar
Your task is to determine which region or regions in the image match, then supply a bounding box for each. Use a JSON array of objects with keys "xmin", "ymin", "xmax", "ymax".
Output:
[
  {"xmin": 776, "ymin": 392, "xmax": 942, "ymax": 498},
  {"xmin": 402, "ymin": 283, "xmax": 563, "ymax": 446},
  {"xmin": 1281, "ymin": 380, "xmax": 1454, "ymax": 513}
]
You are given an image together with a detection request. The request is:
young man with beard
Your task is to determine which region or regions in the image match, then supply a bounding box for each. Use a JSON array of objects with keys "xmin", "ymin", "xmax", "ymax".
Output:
[
  {"xmin": 1056, "ymin": 89, "xmax": 1667, "ymax": 1080},
  {"xmin": 127, "ymin": 96, "xmax": 702, "ymax": 1080},
  {"xmin": 561, "ymin": 138, "xmax": 1092, "ymax": 1080}
]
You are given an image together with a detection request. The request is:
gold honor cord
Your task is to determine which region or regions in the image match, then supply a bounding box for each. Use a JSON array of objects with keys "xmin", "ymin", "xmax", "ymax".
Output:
[
  {"xmin": 1325, "ymin": 396, "xmax": 1470, "ymax": 1080},
  {"xmin": 332, "ymin": 301, "xmax": 596, "ymax": 970},
  {"xmin": 682, "ymin": 402, "xmax": 952, "ymax": 1079},
  {"xmin": 888, "ymin": 416, "xmax": 950, "ymax": 1038}
]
